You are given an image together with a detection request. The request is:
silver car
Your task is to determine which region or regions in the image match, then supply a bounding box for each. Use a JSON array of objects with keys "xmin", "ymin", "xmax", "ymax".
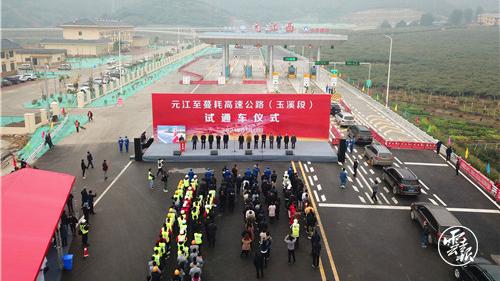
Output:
[
  {"xmin": 364, "ymin": 144, "xmax": 394, "ymax": 166},
  {"xmin": 335, "ymin": 112, "xmax": 355, "ymax": 127}
]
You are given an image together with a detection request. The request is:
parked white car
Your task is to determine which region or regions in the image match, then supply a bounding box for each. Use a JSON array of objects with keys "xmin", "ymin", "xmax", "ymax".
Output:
[
  {"xmin": 21, "ymin": 73, "xmax": 37, "ymax": 81},
  {"xmin": 335, "ymin": 112, "xmax": 355, "ymax": 127}
]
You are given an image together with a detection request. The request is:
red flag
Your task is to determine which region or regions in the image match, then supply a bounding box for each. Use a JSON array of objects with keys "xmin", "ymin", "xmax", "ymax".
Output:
[{"xmin": 12, "ymin": 156, "xmax": 17, "ymax": 169}]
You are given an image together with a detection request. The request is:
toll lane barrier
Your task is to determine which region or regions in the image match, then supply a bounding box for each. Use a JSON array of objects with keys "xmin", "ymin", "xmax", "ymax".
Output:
[
  {"xmin": 385, "ymin": 141, "xmax": 435, "ymax": 150},
  {"xmin": 191, "ymin": 80, "xmax": 218, "ymax": 85},
  {"xmin": 369, "ymin": 128, "xmax": 386, "ymax": 145},
  {"xmin": 242, "ymin": 80, "xmax": 267, "ymax": 85},
  {"xmin": 339, "ymin": 99, "xmax": 352, "ymax": 113},
  {"xmin": 330, "ymin": 125, "xmax": 342, "ymax": 145}
]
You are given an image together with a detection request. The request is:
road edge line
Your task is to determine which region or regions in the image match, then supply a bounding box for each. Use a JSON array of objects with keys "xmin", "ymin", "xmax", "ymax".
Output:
[{"xmin": 295, "ymin": 161, "xmax": 340, "ymax": 281}]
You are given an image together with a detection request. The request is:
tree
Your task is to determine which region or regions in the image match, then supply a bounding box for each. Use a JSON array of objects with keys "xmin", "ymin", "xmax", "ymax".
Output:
[
  {"xmin": 448, "ymin": 9, "xmax": 464, "ymax": 25},
  {"xmin": 380, "ymin": 20, "xmax": 392, "ymax": 29},
  {"xmin": 475, "ymin": 6, "xmax": 484, "ymax": 21},
  {"xmin": 395, "ymin": 20, "xmax": 407, "ymax": 28},
  {"xmin": 420, "ymin": 13, "xmax": 434, "ymax": 26},
  {"xmin": 463, "ymin": 8, "xmax": 474, "ymax": 24},
  {"xmin": 408, "ymin": 20, "xmax": 420, "ymax": 27}
]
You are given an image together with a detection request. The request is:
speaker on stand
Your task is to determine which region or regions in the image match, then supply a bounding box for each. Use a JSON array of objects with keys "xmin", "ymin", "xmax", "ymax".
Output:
[{"xmin": 134, "ymin": 138, "xmax": 143, "ymax": 161}]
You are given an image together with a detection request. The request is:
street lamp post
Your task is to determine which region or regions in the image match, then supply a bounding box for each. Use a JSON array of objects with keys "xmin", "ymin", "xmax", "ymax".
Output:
[{"xmin": 384, "ymin": 34, "xmax": 393, "ymax": 108}]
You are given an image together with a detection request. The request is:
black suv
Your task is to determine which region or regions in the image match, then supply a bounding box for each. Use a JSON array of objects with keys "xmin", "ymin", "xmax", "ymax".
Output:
[
  {"xmin": 383, "ymin": 167, "xmax": 421, "ymax": 195},
  {"xmin": 347, "ymin": 125, "xmax": 373, "ymax": 144},
  {"xmin": 454, "ymin": 258, "xmax": 500, "ymax": 281},
  {"xmin": 330, "ymin": 103, "xmax": 341, "ymax": 115},
  {"xmin": 410, "ymin": 202, "xmax": 462, "ymax": 245}
]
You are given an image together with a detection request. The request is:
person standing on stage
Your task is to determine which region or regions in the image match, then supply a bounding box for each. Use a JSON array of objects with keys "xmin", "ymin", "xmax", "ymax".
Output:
[
  {"xmin": 276, "ymin": 134, "xmax": 282, "ymax": 149},
  {"xmin": 238, "ymin": 134, "xmax": 244, "ymax": 149},
  {"xmin": 223, "ymin": 133, "xmax": 229, "ymax": 149},
  {"xmin": 201, "ymin": 134, "xmax": 207, "ymax": 149},
  {"xmin": 261, "ymin": 133, "xmax": 267, "ymax": 149},
  {"xmin": 208, "ymin": 134, "xmax": 214, "ymax": 150},
  {"xmin": 269, "ymin": 133, "xmax": 274, "ymax": 149},
  {"xmin": 192, "ymin": 134, "xmax": 198, "ymax": 150},
  {"xmin": 284, "ymin": 134, "xmax": 290, "ymax": 149},
  {"xmin": 246, "ymin": 134, "xmax": 252, "ymax": 149},
  {"xmin": 216, "ymin": 135, "xmax": 221, "ymax": 149},
  {"xmin": 253, "ymin": 134, "xmax": 259, "ymax": 149},
  {"xmin": 291, "ymin": 135, "xmax": 297, "ymax": 149}
]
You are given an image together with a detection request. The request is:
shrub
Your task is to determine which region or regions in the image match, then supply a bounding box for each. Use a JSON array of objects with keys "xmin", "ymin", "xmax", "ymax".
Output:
[
  {"xmin": 32, "ymin": 99, "xmax": 37, "ymax": 105},
  {"xmin": 57, "ymin": 96, "xmax": 63, "ymax": 103}
]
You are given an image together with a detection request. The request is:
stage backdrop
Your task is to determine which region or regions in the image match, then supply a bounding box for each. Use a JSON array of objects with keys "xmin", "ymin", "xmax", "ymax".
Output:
[{"xmin": 152, "ymin": 93, "xmax": 331, "ymax": 140}]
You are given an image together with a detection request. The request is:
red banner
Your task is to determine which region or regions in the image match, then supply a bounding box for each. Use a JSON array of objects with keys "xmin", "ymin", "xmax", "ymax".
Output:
[{"xmin": 152, "ymin": 93, "xmax": 330, "ymax": 140}]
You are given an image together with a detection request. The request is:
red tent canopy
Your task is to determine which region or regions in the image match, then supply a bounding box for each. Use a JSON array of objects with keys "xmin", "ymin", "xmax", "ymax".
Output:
[{"xmin": 1, "ymin": 168, "xmax": 75, "ymax": 281}]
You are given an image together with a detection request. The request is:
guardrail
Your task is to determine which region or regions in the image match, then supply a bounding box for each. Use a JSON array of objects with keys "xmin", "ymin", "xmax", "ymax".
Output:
[
  {"xmin": 26, "ymin": 115, "xmax": 68, "ymax": 164},
  {"xmin": 458, "ymin": 157, "xmax": 499, "ymax": 202}
]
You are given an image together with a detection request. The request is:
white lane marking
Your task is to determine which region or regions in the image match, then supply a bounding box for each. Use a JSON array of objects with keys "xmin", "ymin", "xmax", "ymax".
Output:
[
  {"xmin": 313, "ymin": 175, "xmax": 318, "ymax": 181},
  {"xmin": 319, "ymin": 203, "xmax": 409, "ymax": 210},
  {"xmin": 321, "ymin": 194, "xmax": 326, "ymax": 202},
  {"xmin": 363, "ymin": 162, "xmax": 368, "ymax": 167},
  {"xmin": 418, "ymin": 180, "xmax": 431, "ymax": 190},
  {"xmin": 353, "ymin": 148, "xmax": 358, "ymax": 153},
  {"xmin": 446, "ymin": 208, "xmax": 500, "ymax": 214},
  {"xmin": 353, "ymin": 186, "xmax": 359, "ymax": 192},
  {"xmin": 358, "ymin": 196, "xmax": 366, "ymax": 204},
  {"xmin": 358, "ymin": 155, "xmax": 363, "ymax": 159},
  {"xmin": 380, "ymin": 193, "xmax": 391, "ymax": 205},
  {"xmin": 369, "ymin": 169, "xmax": 375, "ymax": 175},
  {"xmin": 345, "ymin": 153, "xmax": 352, "ymax": 161},
  {"xmin": 369, "ymin": 178, "xmax": 375, "ymax": 184},
  {"xmin": 310, "ymin": 166, "xmax": 315, "ymax": 172},
  {"xmin": 304, "ymin": 164, "xmax": 310, "ymax": 173},
  {"xmin": 317, "ymin": 184, "xmax": 322, "ymax": 191},
  {"xmin": 334, "ymin": 145, "xmax": 338, "ymax": 150},
  {"xmin": 347, "ymin": 156, "xmax": 354, "ymax": 165},
  {"xmin": 307, "ymin": 161, "xmax": 311, "ymax": 165},
  {"xmin": 318, "ymin": 204, "xmax": 500, "ymax": 214},
  {"xmin": 313, "ymin": 190, "xmax": 320, "ymax": 202},
  {"xmin": 308, "ymin": 176, "xmax": 314, "ymax": 186},
  {"xmin": 347, "ymin": 176, "xmax": 353, "ymax": 182},
  {"xmin": 391, "ymin": 197, "xmax": 398, "ymax": 204},
  {"xmin": 457, "ymin": 170, "xmax": 500, "ymax": 210},
  {"xmin": 394, "ymin": 163, "xmax": 400, "ymax": 168},
  {"xmin": 94, "ymin": 161, "xmax": 132, "ymax": 206},
  {"xmin": 356, "ymin": 178, "xmax": 364, "ymax": 188},
  {"xmin": 404, "ymin": 162, "xmax": 449, "ymax": 167},
  {"xmin": 338, "ymin": 162, "xmax": 343, "ymax": 166},
  {"xmin": 383, "ymin": 186, "xmax": 390, "ymax": 193},
  {"xmin": 359, "ymin": 166, "xmax": 368, "ymax": 175},
  {"xmin": 365, "ymin": 192, "xmax": 374, "ymax": 204},
  {"xmin": 394, "ymin": 157, "xmax": 403, "ymax": 165},
  {"xmin": 421, "ymin": 189, "xmax": 427, "ymax": 195},
  {"xmin": 359, "ymin": 173, "xmax": 372, "ymax": 192},
  {"xmin": 376, "ymin": 177, "xmax": 381, "ymax": 183},
  {"xmin": 428, "ymin": 198, "xmax": 439, "ymax": 206},
  {"xmin": 433, "ymin": 194, "xmax": 447, "ymax": 206},
  {"xmin": 347, "ymin": 166, "xmax": 354, "ymax": 174},
  {"xmin": 190, "ymin": 84, "xmax": 201, "ymax": 93}
]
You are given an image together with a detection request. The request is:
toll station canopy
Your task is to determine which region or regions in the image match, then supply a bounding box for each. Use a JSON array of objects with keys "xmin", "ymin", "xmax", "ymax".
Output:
[
  {"xmin": 1, "ymin": 168, "xmax": 75, "ymax": 281},
  {"xmin": 198, "ymin": 32, "xmax": 348, "ymax": 47}
]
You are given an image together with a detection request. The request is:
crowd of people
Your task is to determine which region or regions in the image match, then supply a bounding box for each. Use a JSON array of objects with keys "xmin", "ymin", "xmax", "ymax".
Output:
[
  {"xmin": 190, "ymin": 133, "xmax": 298, "ymax": 150},
  {"xmin": 145, "ymin": 163, "xmax": 323, "ymax": 280}
]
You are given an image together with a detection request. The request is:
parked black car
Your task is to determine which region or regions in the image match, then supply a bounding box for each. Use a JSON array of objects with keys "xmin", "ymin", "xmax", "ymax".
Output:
[
  {"xmin": 330, "ymin": 102, "xmax": 341, "ymax": 115},
  {"xmin": 2, "ymin": 79, "xmax": 13, "ymax": 87},
  {"xmin": 454, "ymin": 258, "xmax": 500, "ymax": 281},
  {"xmin": 410, "ymin": 202, "xmax": 462, "ymax": 245},
  {"xmin": 4, "ymin": 76, "xmax": 22, "ymax": 84},
  {"xmin": 383, "ymin": 167, "xmax": 421, "ymax": 195},
  {"xmin": 348, "ymin": 125, "xmax": 373, "ymax": 144}
]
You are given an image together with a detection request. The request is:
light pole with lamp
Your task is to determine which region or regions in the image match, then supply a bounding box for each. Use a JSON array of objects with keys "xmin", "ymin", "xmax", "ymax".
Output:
[{"xmin": 384, "ymin": 34, "xmax": 393, "ymax": 108}]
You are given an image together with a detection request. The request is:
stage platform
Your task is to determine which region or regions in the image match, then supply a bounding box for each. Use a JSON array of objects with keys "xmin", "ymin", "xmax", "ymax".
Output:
[{"xmin": 142, "ymin": 140, "xmax": 338, "ymax": 163}]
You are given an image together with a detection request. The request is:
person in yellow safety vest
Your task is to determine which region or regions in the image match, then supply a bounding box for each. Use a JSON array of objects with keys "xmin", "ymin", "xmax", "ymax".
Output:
[
  {"xmin": 291, "ymin": 219, "xmax": 300, "ymax": 249},
  {"xmin": 80, "ymin": 219, "xmax": 89, "ymax": 247},
  {"xmin": 152, "ymin": 249, "xmax": 161, "ymax": 267},
  {"xmin": 159, "ymin": 239, "xmax": 166, "ymax": 255},
  {"xmin": 192, "ymin": 175, "xmax": 198, "ymax": 187},
  {"xmin": 183, "ymin": 175, "xmax": 190, "ymax": 188},
  {"xmin": 194, "ymin": 231, "xmax": 203, "ymax": 245},
  {"xmin": 177, "ymin": 242, "xmax": 186, "ymax": 258}
]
